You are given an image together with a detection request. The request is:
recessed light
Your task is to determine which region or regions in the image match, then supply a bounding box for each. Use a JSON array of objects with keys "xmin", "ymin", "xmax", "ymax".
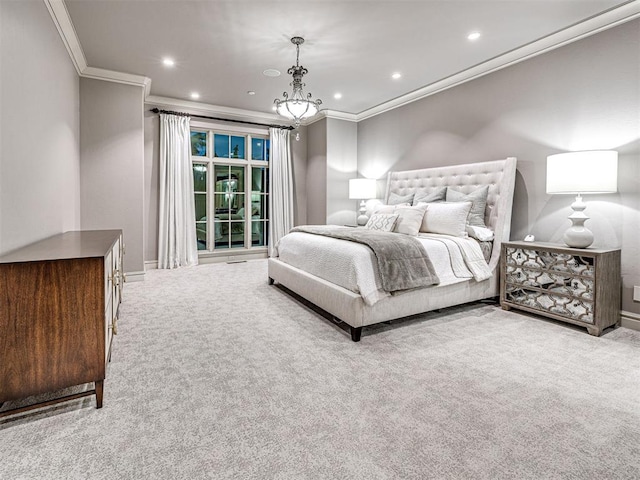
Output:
[
  {"xmin": 162, "ymin": 58, "xmax": 175, "ymax": 67},
  {"xmin": 190, "ymin": 92, "xmax": 200, "ymax": 99},
  {"xmin": 334, "ymin": 93, "xmax": 342, "ymax": 99},
  {"xmin": 467, "ymin": 31, "xmax": 481, "ymax": 41},
  {"xmin": 263, "ymin": 69, "xmax": 281, "ymax": 77},
  {"xmin": 391, "ymin": 72, "xmax": 402, "ymax": 80},
  {"xmin": 247, "ymin": 91, "xmax": 256, "ymax": 96},
  {"xmin": 272, "ymin": 105, "xmax": 277, "ymax": 111}
]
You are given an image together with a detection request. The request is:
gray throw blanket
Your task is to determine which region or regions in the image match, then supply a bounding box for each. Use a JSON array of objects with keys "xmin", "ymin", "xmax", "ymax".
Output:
[{"xmin": 291, "ymin": 226, "xmax": 440, "ymax": 292}]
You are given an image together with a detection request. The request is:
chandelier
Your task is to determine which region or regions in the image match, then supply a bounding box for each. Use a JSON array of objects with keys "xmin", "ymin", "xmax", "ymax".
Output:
[{"xmin": 274, "ymin": 37, "xmax": 322, "ymax": 129}]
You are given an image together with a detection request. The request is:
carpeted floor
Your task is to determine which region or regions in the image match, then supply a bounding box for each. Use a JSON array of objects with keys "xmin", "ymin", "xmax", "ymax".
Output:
[{"xmin": 1, "ymin": 259, "xmax": 639, "ymax": 479}]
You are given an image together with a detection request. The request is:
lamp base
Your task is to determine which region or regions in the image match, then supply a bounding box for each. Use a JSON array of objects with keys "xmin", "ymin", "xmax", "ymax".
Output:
[
  {"xmin": 356, "ymin": 200, "xmax": 369, "ymax": 226},
  {"xmin": 563, "ymin": 194, "xmax": 594, "ymax": 248}
]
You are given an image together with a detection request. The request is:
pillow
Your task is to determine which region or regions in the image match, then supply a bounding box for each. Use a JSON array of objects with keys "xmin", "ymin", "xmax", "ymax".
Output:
[
  {"xmin": 467, "ymin": 225, "xmax": 494, "ymax": 241},
  {"xmin": 388, "ymin": 192, "xmax": 415, "ymax": 205},
  {"xmin": 418, "ymin": 201, "xmax": 472, "ymax": 237},
  {"xmin": 412, "ymin": 187, "xmax": 447, "ymax": 206},
  {"xmin": 446, "ymin": 185, "xmax": 489, "ymax": 228},
  {"xmin": 393, "ymin": 204, "xmax": 428, "ymax": 236},
  {"xmin": 373, "ymin": 203, "xmax": 409, "ymax": 214},
  {"xmin": 365, "ymin": 213, "xmax": 399, "ymax": 232}
]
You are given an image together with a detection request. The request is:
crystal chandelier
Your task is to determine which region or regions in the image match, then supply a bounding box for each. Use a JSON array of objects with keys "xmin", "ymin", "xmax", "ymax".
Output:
[{"xmin": 274, "ymin": 37, "xmax": 322, "ymax": 129}]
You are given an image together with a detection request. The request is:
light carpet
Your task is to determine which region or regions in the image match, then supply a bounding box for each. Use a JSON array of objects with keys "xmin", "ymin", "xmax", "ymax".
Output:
[{"xmin": 1, "ymin": 259, "xmax": 639, "ymax": 479}]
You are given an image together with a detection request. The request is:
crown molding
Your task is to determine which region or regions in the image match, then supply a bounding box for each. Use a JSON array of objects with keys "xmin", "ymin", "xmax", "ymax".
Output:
[
  {"xmin": 145, "ymin": 95, "xmax": 288, "ymax": 124},
  {"xmin": 356, "ymin": 0, "xmax": 640, "ymax": 122},
  {"xmin": 43, "ymin": 0, "xmax": 87, "ymax": 75},
  {"xmin": 44, "ymin": 0, "xmax": 152, "ymax": 92},
  {"xmin": 82, "ymin": 67, "xmax": 151, "ymax": 94},
  {"xmin": 46, "ymin": 0, "xmax": 640, "ymax": 123}
]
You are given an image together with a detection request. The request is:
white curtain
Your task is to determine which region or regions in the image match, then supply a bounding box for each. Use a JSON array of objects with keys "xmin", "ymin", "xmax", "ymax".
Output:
[
  {"xmin": 268, "ymin": 128, "xmax": 294, "ymax": 257},
  {"xmin": 158, "ymin": 113, "xmax": 199, "ymax": 269}
]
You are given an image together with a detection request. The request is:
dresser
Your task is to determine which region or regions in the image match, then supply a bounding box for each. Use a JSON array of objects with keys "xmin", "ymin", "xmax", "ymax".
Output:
[
  {"xmin": 0, "ymin": 230, "xmax": 124, "ymax": 415},
  {"xmin": 500, "ymin": 241, "xmax": 620, "ymax": 336}
]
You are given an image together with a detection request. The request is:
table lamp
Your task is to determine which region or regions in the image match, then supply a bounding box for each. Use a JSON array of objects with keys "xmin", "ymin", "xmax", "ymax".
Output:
[
  {"xmin": 546, "ymin": 150, "xmax": 618, "ymax": 248},
  {"xmin": 349, "ymin": 178, "xmax": 377, "ymax": 226}
]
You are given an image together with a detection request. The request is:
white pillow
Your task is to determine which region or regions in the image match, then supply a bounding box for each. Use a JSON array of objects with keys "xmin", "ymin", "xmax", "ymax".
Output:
[
  {"xmin": 393, "ymin": 204, "xmax": 428, "ymax": 236},
  {"xmin": 373, "ymin": 203, "xmax": 409, "ymax": 214},
  {"xmin": 418, "ymin": 201, "xmax": 472, "ymax": 237},
  {"xmin": 365, "ymin": 213, "xmax": 398, "ymax": 232},
  {"xmin": 467, "ymin": 225, "xmax": 495, "ymax": 241}
]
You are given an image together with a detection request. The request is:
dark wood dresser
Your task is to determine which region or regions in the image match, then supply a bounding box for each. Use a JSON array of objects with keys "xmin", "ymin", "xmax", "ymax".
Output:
[{"xmin": 0, "ymin": 230, "xmax": 123, "ymax": 415}]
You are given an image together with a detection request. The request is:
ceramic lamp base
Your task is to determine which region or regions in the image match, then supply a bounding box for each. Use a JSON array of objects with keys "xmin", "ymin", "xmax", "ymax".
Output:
[
  {"xmin": 356, "ymin": 200, "xmax": 369, "ymax": 226},
  {"xmin": 563, "ymin": 194, "xmax": 594, "ymax": 248}
]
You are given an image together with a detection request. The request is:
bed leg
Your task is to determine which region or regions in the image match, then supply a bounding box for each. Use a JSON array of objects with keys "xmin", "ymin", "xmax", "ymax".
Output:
[
  {"xmin": 350, "ymin": 326, "xmax": 362, "ymax": 342},
  {"xmin": 268, "ymin": 277, "xmax": 274, "ymax": 285}
]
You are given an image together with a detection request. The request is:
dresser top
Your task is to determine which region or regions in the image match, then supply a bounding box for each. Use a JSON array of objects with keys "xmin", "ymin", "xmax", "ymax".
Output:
[
  {"xmin": 503, "ymin": 240, "xmax": 620, "ymax": 255},
  {"xmin": 0, "ymin": 230, "xmax": 122, "ymax": 264}
]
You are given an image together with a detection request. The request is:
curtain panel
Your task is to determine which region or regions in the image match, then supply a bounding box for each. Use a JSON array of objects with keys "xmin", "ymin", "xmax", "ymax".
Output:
[
  {"xmin": 268, "ymin": 128, "xmax": 294, "ymax": 256},
  {"xmin": 158, "ymin": 114, "xmax": 199, "ymax": 268}
]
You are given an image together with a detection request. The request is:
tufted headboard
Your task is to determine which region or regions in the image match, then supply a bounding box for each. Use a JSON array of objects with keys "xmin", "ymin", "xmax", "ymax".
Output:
[{"xmin": 384, "ymin": 157, "xmax": 517, "ymax": 269}]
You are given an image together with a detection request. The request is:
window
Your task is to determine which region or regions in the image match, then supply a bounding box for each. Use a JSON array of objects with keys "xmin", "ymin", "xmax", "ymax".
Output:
[{"xmin": 191, "ymin": 127, "xmax": 269, "ymax": 253}]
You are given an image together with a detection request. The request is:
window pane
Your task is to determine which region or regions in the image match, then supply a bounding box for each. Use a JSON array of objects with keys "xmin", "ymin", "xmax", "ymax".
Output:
[
  {"xmin": 195, "ymin": 193, "xmax": 207, "ymax": 221},
  {"xmin": 214, "ymin": 220, "xmax": 229, "ymax": 249},
  {"xmin": 193, "ymin": 164, "xmax": 207, "ymax": 192},
  {"xmin": 252, "ymin": 221, "xmax": 268, "ymax": 246},
  {"xmin": 230, "ymin": 136, "xmax": 245, "ymax": 159},
  {"xmin": 214, "ymin": 165, "xmax": 230, "ymax": 192},
  {"xmin": 251, "ymin": 138, "xmax": 264, "ymax": 160},
  {"xmin": 265, "ymin": 139, "xmax": 270, "ymax": 161},
  {"xmin": 252, "ymin": 167, "xmax": 267, "ymax": 193},
  {"xmin": 196, "ymin": 222, "xmax": 207, "ymax": 250},
  {"xmin": 191, "ymin": 131, "xmax": 207, "ymax": 156},
  {"xmin": 214, "ymin": 134, "xmax": 229, "ymax": 158},
  {"xmin": 230, "ymin": 166, "xmax": 245, "ymax": 191},
  {"xmin": 229, "ymin": 221, "xmax": 245, "ymax": 248}
]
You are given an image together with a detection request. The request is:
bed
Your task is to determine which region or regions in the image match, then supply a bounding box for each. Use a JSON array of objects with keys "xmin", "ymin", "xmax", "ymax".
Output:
[{"xmin": 268, "ymin": 158, "xmax": 517, "ymax": 341}]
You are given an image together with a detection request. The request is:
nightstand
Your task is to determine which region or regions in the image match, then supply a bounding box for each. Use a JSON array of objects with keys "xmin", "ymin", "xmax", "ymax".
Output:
[{"xmin": 500, "ymin": 241, "xmax": 621, "ymax": 336}]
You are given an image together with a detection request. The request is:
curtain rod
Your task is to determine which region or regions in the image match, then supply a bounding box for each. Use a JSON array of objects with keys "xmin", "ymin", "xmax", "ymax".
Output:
[{"xmin": 150, "ymin": 108, "xmax": 294, "ymax": 130}]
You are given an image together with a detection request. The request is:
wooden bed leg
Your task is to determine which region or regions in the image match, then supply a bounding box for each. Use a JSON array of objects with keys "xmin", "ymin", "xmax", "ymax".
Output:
[
  {"xmin": 95, "ymin": 380, "xmax": 104, "ymax": 409},
  {"xmin": 268, "ymin": 277, "xmax": 274, "ymax": 285},
  {"xmin": 350, "ymin": 326, "xmax": 362, "ymax": 342}
]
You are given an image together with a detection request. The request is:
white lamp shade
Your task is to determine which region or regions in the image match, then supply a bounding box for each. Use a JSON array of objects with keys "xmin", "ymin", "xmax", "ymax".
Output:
[
  {"xmin": 546, "ymin": 150, "xmax": 618, "ymax": 194},
  {"xmin": 349, "ymin": 178, "xmax": 376, "ymax": 199}
]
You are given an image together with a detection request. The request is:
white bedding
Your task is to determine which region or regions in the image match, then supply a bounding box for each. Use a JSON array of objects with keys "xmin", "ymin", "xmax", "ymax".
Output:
[{"xmin": 274, "ymin": 231, "xmax": 491, "ymax": 306}]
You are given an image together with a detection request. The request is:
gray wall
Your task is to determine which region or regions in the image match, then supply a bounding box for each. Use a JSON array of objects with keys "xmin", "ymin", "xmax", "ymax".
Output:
[
  {"xmin": 357, "ymin": 20, "xmax": 640, "ymax": 314},
  {"xmin": 326, "ymin": 118, "xmax": 358, "ymax": 226},
  {"xmin": 80, "ymin": 79, "xmax": 145, "ymax": 274},
  {"xmin": 0, "ymin": 0, "xmax": 81, "ymax": 255},
  {"xmin": 306, "ymin": 119, "xmax": 328, "ymax": 225}
]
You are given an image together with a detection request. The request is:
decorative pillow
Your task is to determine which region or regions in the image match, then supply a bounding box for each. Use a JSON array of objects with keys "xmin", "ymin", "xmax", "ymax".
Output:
[
  {"xmin": 412, "ymin": 187, "xmax": 447, "ymax": 206},
  {"xmin": 418, "ymin": 201, "xmax": 472, "ymax": 237},
  {"xmin": 365, "ymin": 213, "xmax": 399, "ymax": 232},
  {"xmin": 373, "ymin": 203, "xmax": 409, "ymax": 214},
  {"xmin": 445, "ymin": 185, "xmax": 489, "ymax": 228},
  {"xmin": 467, "ymin": 225, "xmax": 495, "ymax": 241},
  {"xmin": 393, "ymin": 204, "xmax": 428, "ymax": 236},
  {"xmin": 388, "ymin": 192, "xmax": 415, "ymax": 205}
]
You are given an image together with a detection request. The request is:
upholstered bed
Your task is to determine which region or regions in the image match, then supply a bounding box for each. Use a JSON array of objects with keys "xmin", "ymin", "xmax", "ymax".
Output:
[{"xmin": 268, "ymin": 158, "xmax": 517, "ymax": 341}]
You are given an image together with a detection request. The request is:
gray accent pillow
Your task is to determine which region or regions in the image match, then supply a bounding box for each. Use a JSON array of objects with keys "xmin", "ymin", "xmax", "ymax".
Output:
[
  {"xmin": 388, "ymin": 192, "xmax": 414, "ymax": 205},
  {"xmin": 446, "ymin": 185, "xmax": 489, "ymax": 228},
  {"xmin": 365, "ymin": 213, "xmax": 398, "ymax": 232},
  {"xmin": 412, "ymin": 187, "xmax": 447, "ymax": 206}
]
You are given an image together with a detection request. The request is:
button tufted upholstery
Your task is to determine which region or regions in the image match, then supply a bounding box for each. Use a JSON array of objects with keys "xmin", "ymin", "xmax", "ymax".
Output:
[{"xmin": 384, "ymin": 158, "xmax": 517, "ymax": 269}]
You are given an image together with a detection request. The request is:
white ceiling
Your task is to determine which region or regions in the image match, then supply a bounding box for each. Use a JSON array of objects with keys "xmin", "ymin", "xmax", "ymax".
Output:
[{"xmin": 63, "ymin": 0, "xmax": 632, "ymax": 117}]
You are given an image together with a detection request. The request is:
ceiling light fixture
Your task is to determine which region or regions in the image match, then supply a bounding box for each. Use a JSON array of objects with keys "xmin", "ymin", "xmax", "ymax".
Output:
[
  {"xmin": 467, "ymin": 32, "xmax": 481, "ymax": 41},
  {"xmin": 190, "ymin": 92, "xmax": 200, "ymax": 99},
  {"xmin": 334, "ymin": 93, "xmax": 342, "ymax": 99},
  {"xmin": 392, "ymin": 72, "xmax": 402, "ymax": 79},
  {"xmin": 162, "ymin": 58, "xmax": 175, "ymax": 67},
  {"xmin": 274, "ymin": 37, "xmax": 322, "ymax": 129}
]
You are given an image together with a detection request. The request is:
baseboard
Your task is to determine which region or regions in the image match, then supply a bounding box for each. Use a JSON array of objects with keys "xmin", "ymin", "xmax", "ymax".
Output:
[
  {"xmin": 620, "ymin": 310, "xmax": 640, "ymax": 332},
  {"xmin": 124, "ymin": 271, "xmax": 145, "ymax": 282},
  {"xmin": 145, "ymin": 253, "xmax": 267, "ymax": 270}
]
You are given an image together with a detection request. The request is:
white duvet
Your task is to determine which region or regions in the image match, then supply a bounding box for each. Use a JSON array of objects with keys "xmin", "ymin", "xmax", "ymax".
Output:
[{"xmin": 274, "ymin": 231, "xmax": 492, "ymax": 306}]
